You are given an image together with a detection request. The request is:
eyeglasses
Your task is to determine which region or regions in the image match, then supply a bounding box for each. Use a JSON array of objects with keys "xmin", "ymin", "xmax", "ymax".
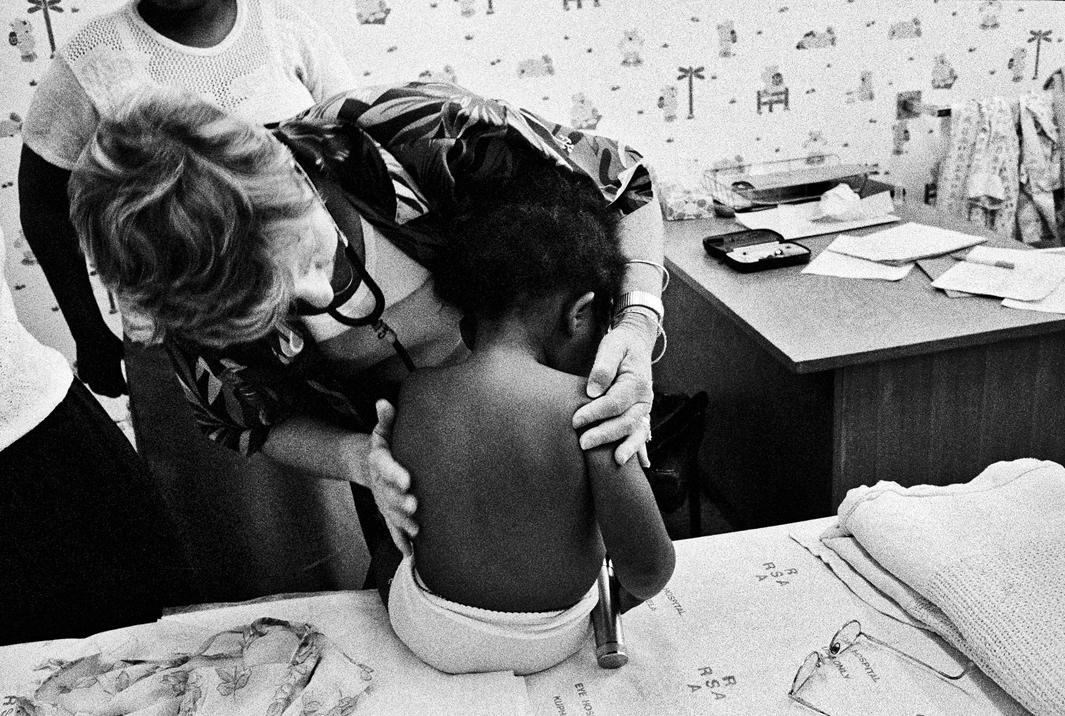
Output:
[
  {"xmin": 788, "ymin": 620, "xmax": 972, "ymax": 716},
  {"xmin": 288, "ymin": 159, "xmax": 384, "ymax": 326}
]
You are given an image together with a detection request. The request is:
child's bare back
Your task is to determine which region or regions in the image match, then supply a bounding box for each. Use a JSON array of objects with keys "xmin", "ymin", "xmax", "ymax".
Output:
[
  {"xmin": 393, "ymin": 353, "xmax": 605, "ymax": 612},
  {"xmin": 385, "ymin": 160, "xmax": 674, "ymax": 674}
]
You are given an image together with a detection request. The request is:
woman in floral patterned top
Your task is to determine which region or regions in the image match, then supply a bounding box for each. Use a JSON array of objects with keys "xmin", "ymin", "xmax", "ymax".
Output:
[{"xmin": 68, "ymin": 81, "xmax": 665, "ymax": 570}]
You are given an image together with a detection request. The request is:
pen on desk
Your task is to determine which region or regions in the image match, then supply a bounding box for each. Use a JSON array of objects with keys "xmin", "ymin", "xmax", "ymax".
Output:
[{"xmin": 958, "ymin": 252, "xmax": 1015, "ymax": 270}]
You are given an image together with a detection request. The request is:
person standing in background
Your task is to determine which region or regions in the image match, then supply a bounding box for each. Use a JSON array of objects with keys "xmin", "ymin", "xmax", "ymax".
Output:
[
  {"xmin": 0, "ymin": 227, "xmax": 192, "ymax": 645},
  {"xmin": 17, "ymin": 0, "xmax": 366, "ymax": 603}
]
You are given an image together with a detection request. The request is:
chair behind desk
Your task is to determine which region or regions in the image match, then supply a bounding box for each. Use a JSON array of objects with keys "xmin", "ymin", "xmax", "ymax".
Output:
[{"xmin": 647, "ymin": 391, "xmax": 710, "ymax": 538}]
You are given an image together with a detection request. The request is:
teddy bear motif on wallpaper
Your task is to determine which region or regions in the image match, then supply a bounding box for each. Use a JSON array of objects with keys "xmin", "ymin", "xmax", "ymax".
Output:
[
  {"xmin": 619, "ymin": 29, "xmax": 644, "ymax": 67},
  {"xmin": 9, "ymin": 19, "xmax": 37, "ymax": 62},
  {"xmin": 356, "ymin": 0, "xmax": 391, "ymax": 25}
]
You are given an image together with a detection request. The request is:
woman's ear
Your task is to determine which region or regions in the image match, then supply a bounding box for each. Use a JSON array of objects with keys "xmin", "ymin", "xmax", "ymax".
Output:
[{"xmin": 564, "ymin": 291, "xmax": 597, "ymax": 337}]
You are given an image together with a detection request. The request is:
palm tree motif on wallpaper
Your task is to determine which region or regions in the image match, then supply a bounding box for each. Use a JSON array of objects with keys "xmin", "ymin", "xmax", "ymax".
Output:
[
  {"xmin": 1028, "ymin": 29, "xmax": 1052, "ymax": 80},
  {"xmin": 677, "ymin": 65, "xmax": 705, "ymax": 119},
  {"xmin": 26, "ymin": 0, "xmax": 62, "ymax": 57}
]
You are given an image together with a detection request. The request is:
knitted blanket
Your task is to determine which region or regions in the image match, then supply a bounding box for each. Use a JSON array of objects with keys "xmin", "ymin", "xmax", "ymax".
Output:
[{"xmin": 822, "ymin": 459, "xmax": 1065, "ymax": 716}]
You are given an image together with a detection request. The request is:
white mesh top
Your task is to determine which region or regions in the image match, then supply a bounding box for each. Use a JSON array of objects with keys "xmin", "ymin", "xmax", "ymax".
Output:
[
  {"xmin": 23, "ymin": 0, "xmax": 356, "ymax": 169},
  {"xmin": 0, "ymin": 227, "xmax": 73, "ymax": 451}
]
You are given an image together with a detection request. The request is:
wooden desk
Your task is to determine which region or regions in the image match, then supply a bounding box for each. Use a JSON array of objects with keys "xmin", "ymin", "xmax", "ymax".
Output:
[{"xmin": 656, "ymin": 203, "xmax": 1065, "ymax": 527}]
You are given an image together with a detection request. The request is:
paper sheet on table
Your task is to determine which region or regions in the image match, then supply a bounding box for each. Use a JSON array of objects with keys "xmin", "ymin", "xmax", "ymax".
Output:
[
  {"xmin": 789, "ymin": 523, "xmax": 928, "ymax": 630},
  {"xmin": 998, "ymin": 246, "xmax": 1065, "ymax": 313},
  {"xmin": 736, "ymin": 194, "xmax": 898, "ymax": 240},
  {"xmin": 803, "ymin": 249, "xmax": 913, "ymax": 281},
  {"xmin": 931, "ymin": 246, "xmax": 1065, "ymax": 301},
  {"xmin": 915, "ymin": 254, "xmax": 975, "ymax": 296},
  {"xmin": 916, "ymin": 256, "xmax": 975, "ymax": 298},
  {"xmin": 1002, "ymin": 284, "xmax": 1065, "ymax": 314},
  {"xmin": 521, "ymin": 529, "xmax": 1023, "ymax": 716},
  {"xmin": 825, "ymin": 223, "xmax": 986, "ymax": 264}
]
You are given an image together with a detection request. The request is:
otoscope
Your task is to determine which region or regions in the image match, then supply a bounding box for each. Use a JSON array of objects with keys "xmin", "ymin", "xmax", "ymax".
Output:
[{"xmin": 591, "ymin": 558, "xmax": 628, "ymax": 668}]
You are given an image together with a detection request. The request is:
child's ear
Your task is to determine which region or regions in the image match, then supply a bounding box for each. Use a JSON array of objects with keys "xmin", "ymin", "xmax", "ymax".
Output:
[{"xmin": 564, "ymin": 291, "xmax": 598, "ymax": 337}]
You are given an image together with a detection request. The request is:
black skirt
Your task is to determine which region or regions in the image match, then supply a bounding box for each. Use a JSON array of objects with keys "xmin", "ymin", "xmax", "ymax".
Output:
[{"xmin": 0, "ymin": 378, "xmax": 192, "ymax": 645}]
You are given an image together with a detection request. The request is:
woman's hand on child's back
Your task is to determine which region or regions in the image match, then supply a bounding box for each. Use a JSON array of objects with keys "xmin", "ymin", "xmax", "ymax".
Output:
[
  {"xmin": 573, "ymin": 310, "xmax": 657, "ymax": 467},
  {"xmin": 369, "ymin": 400, "xmax": 419, "ymax": 555}
]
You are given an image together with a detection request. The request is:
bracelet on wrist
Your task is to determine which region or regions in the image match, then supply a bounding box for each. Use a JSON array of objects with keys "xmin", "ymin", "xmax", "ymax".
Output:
[
  {"xmin": 613, "ymin": 290, "xmax": 664, "ymax": 324},
  {"xmin": 624, "ymin": 260, "xmax": 670, "ymax": 290},
  {"xmin": 612, "ymin": 303, "xmax": 669, "ymax": 364}
]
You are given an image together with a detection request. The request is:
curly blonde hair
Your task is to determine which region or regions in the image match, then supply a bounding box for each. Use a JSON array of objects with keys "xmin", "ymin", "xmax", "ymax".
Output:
[{"xmin": 69, "ymin": 88, "xmax": 314, "ymax": 348}]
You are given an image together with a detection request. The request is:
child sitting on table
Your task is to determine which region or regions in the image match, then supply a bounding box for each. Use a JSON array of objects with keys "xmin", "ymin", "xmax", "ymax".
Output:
[{"xmin": 387, "ymin": 164, "xmax": 676, "ymax": 675}]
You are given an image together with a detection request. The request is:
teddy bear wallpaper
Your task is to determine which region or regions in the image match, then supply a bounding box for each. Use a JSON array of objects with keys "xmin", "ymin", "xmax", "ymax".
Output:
[{"xmin": 0, "ymin": 0, "xmax": 1062, "ymax": 359}]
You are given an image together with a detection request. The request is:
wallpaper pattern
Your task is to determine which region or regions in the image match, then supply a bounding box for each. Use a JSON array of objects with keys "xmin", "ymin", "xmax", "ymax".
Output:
[{"xmin": 1, "ymin": 0, "xmax": 1063, "ymax": 355}]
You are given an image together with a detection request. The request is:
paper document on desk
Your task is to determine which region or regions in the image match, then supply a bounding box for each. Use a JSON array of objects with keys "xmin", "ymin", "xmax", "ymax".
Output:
[
  {"xmin": 931, "ymin": 246, "xmax": 1065, "ymax": 301},
  {"xmin": 1000, "ymin": 247, "xmax": 1065, "ymax": 314},
  {"xmin": 1002, "ymin": 283, "xmax": 1065, "ymax": 314},
  {"xmin": 826, "ymin": 223, "xmax": 986, "ymax": 265},
  {"xmin": 803, "ymin": 249, "xmax": 913, "ymax": 281},
  {"xmin": 916, "ymin": 256, "xmax": 975, "ymax": 298},
  {"xmin": 735, "ymin": 193, "xmax": 898, "ymax": 240}
]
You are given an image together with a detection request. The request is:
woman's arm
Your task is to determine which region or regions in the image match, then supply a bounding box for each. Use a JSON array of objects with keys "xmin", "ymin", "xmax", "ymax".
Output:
[
  {"xmin": 261, "ymin": 404, "xmax": 418, "ymax": 555},
  {"xmin": 18, "ymin": 146, "xmax": 127, "ymax": 397},
  {"xmin": 167, "ymin": 341, "xmax": 418, "ymax": 552},
  {"xmin": 573, "ymin": 195, "xmax": 664, "ymax": 465},
  {"xmin": 281, "ymin": 2, "xmax": 356, "ymax": 102}
]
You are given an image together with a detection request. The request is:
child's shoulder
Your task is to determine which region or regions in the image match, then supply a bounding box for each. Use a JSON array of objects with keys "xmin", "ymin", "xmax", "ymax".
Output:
[
  {"xmin": 399, "ymin": 360, "xmax": 591, "ymax": 417},
  {"xmin": 534, "ymin": 365, "xmax": 593, "ymax": 414},
  {"xmin": 395, "ymin": 364, "xmax": 459, "ymax": 413}
]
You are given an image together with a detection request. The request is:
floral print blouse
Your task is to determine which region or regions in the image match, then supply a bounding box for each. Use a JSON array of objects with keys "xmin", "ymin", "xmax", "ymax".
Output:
[{"xmin": 166, "ymin": 81, "xmax": 653, "ymax": 455}]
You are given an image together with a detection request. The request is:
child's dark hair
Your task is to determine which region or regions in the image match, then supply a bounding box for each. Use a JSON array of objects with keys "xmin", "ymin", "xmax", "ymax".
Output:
[{"xmin": 433, "ymin": 161, "xmax": 624, "ymax": 322}]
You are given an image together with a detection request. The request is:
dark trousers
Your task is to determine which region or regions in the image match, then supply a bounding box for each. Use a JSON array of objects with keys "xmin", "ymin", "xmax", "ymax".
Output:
[{"xmin": 0, "ymin": 379, "xmax": 193, "ymax": 645}]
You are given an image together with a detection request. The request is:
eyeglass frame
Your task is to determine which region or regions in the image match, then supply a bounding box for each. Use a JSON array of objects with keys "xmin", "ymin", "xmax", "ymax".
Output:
[{"xmin": 787, "ymin": 619, "xmax": 972, "ymax": 716}]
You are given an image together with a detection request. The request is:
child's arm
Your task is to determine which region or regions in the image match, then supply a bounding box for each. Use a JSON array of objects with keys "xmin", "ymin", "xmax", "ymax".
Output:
[{"xmin": 585, "ymin": 445, "xmax": 676, "ymax": 609}]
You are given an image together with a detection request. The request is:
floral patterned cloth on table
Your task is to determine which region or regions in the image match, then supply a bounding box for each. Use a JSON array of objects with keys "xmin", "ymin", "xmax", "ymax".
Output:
[{"xmin": 1, "ymin": 618, "xmax": 373, "ymax": 716}]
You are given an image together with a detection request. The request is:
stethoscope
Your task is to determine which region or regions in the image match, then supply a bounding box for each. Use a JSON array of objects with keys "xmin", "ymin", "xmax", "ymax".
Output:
[{"xmin": 291, "ymin": 164, "xmax": 417, "ymax": 373}]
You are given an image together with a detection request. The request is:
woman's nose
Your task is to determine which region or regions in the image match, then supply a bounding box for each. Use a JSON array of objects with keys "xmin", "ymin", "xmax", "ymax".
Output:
[{"xmin": 296, "ymin": 271, "xmax": 335, "ymax": 309}]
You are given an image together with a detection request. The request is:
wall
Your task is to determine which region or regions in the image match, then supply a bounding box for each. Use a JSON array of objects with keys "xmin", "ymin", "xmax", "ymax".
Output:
[{"xmin": 1, "ymin": 0, "xmax": 1062, "ymax": 356}]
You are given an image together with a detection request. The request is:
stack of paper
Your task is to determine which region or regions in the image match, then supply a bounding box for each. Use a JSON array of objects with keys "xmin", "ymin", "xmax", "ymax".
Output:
[
  {"xmin": 825, "ymin": 223, "xmax": 987, "ymax": 265},
  {"xmin": 932, "ymin": 246, "xmax": 1065, "ymax": 303},
  {"xmin": 1000, "ymin": 247, "xmax": 1065, "ymax": 314},
  {"xmin": 803, "ymin": 249, "xmax": 914, "ymax": 281},
  {"xmin": 802, "ymin": 222, "xmax": 988, "ymax": 282}
]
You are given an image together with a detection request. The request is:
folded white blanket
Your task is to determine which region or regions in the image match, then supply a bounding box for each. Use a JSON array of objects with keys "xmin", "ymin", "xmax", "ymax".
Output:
[{"xmin": 823, "ymin": 458, "xmax": 1065, "ymax": 716}]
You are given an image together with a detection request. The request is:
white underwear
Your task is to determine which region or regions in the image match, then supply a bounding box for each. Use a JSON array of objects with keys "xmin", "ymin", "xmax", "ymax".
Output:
[{"xmin": 388, "ymin": 553, "xmax": 598, "ymax": 675}]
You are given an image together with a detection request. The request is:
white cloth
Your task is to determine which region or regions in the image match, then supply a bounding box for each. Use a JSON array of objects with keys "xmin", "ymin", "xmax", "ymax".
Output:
[
  {"xmin": 822, "ymin": 459, "xmax": 1065, "ymax": 716},
  {"xmin": 388, "ymin": 554, "xmax": 598, "ymax": 676},
  {"xmin": 0, "ymin": 228, "xmax": 73, "ymax": 450},
  {"xmin": 22, "ymin": 0, "xmax": 355, "ymax": 169}
]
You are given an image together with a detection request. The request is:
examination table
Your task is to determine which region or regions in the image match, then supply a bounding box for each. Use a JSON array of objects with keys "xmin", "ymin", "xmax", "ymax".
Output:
[{"xmin": 0, "ymin": 518, "xmax": 1026, "ymax": 715}]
